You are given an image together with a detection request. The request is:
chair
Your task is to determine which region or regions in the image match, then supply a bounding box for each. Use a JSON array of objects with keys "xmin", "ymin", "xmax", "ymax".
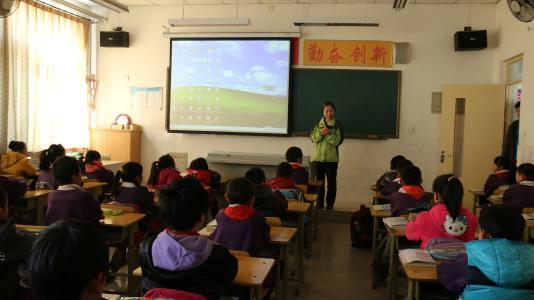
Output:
[{"xmin": 145, "ymin": 288, "xmax": 207, "ymax": 300}]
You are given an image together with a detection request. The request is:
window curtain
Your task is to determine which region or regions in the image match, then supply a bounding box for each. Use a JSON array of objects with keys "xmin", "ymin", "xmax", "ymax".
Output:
[{"xmin": 0, "ymin": 0, "xmax": 90, "ymax": 152}]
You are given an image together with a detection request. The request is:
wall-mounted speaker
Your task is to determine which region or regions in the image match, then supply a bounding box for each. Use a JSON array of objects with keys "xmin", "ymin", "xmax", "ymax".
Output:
[
  {"xmin": 454, "ymin": 29, "xmax": 487, "ymax": 51},
  {"xmin": 100, "ymin": 31, "xmax": 129, "ymax": 48}
]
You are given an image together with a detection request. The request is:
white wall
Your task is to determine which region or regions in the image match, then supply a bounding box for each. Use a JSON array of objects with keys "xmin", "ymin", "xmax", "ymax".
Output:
[
  {"xmin": 96, "ymin": 4, "xmax": 497, "ymax": 210},
  {"xmin": 494, "ymin": 1, "xmax": 534, "ymax": 163}
]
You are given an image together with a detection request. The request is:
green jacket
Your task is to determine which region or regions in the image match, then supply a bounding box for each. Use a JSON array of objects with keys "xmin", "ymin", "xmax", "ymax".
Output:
[{"xmin": 310, "ymin": 117, "xmax": 344, "ymax": 162}]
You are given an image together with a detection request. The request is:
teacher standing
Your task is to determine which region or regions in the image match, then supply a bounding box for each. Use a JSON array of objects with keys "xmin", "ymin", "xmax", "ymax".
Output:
[{"xmin": 311, "ymin": 101, "xmax": 344, "ymax": 210}]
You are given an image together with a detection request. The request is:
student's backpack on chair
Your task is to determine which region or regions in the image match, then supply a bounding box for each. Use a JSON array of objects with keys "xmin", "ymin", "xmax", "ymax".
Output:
[{"xmin": 350, "ymin": 204, "xmax": 373, "ymax": 248}]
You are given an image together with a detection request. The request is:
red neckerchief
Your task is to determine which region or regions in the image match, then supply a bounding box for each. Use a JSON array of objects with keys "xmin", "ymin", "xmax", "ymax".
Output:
[
  {"xmin": 224, "ymin": 205, "xmax": 254, "ymax": 221},
  {"xmin": 400, "ymin": 185, "xmax": 425, "ymax": 201},
  {"xmin": 85, "ymin": 161, "xmax": 105, "ymax": 174},
  {"xmin": 289, "ymin": 162, "xmax": 300, "ymax": 170},
  {"xmin": 495, "ymin": 170, "xmax": 510, "ymax": 179},
  {"xmin": 165, "ymin": 228, "xmax": 199, "ymax": 237}
]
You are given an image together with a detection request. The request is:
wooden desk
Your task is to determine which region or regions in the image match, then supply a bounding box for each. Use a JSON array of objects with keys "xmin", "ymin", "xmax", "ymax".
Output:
[
  {"xmin": 83, "ymin": 181, "xmax": 108, "ymax": 199},
  {"xmin": 371, "ymin": 206, "xmax": 392, "ymax": 259},
  {"xmin": 16, "ymin": 224, "xmax": 46, "ymax": 233},
  {"xmin": 385, "ymin": 222, "xmax": 407, "ymax": 300},
  {"xmin": 133, "ymin": 255, "xmax": 275, "ymax": 300},
  {"xmin": 307, "ymin": 180, "xmax": 323, "ymax": 187},
  {"xmin": 285, "ymin": 201, "xmax": 309, "ymax": 293},
  {"xmin": 370, "ymin": 185, "xmax": 387, "ymax": 205},
  {"xmin": 399, "ymin": 253, "xmax": 439, "ymax": 300}
]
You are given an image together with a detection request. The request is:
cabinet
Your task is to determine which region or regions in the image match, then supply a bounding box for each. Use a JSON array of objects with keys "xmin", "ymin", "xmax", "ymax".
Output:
[{"xmin": 90, "ymin": 128, "xmax": 141, "ymax": 162}]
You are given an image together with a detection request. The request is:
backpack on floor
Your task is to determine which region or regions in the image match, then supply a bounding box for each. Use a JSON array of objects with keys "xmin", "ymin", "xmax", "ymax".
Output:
[{"xmin": 350, "ymin": 204, "xmax": 373, "ymax": 248}]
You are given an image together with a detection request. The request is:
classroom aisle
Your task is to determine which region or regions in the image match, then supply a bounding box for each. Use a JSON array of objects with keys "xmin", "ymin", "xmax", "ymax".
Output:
[{"xmin": 293, "ymin": 221, "xmax": 388, "ymax": 300}]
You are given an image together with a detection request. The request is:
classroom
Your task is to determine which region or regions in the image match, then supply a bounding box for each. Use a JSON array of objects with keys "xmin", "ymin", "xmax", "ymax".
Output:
[{"xmin": 2, "ymin": 0, "xmax": 534, "ymax": 299}]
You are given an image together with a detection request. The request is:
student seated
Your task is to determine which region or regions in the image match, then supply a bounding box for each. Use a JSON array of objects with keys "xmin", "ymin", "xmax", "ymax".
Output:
[
  {"xmin": 502, "ymin": 163, "xmax": 534, "ymax": 214},
  {"xmin": 139, "ymin": 177, "xmax": 238, "ymax": 300},
  {"xmin": 0, "ymin": 141, "xmax": 37, "ymax": 178},
  {"xmin": 484, "ymin": 155, "xmax": 514, "ymax": 198},
  {"xmin": 438, "ymin": 205, "xmax": 534, "ymax": 299},
  {"xmin": 285, "ymin": 146, "xmax": 309, "ymax": 185},
  {"xmin": 389, "ymin": 165, "xmax": 431, "ymax": 216},
  {"xmin": 406, "ymin": 174, "xmax": 478, "ymax": 249},
  {"xmin": 113, "ymin": 162, "xmax": 154, "ymax": 213},
  {"xmin": 0, "ymin": 187, "xmax": 35, "ymax": 300},
  {"xmin": 36, "ymin": 144, "xmax": 65, "ymax": 190},
  {"xmin": 29, "ymin": 220, "xmax": 109, "ymax": 300},
  {"xmin": 381, "ymin": 159, "xmax": 413, "ymax": 197},
  {"xmin": 0, "ymin": 169, "xmax": 27, "ymax": 201},
  {"xmin": 245, "ymin": 167, "xmax": 288, "ymax": 217},
  {"xmin": 375, "ymin": 154, "xmax": 405, "ymax": 190},
  {"xmin": 186, "ymin": 157, "xmax": 221, "ymax": 217},
  {"xmin": 83, "ymin": 150, "xmax": 114, "ymax": 186},
  {"xmin": 211, "ymin": 177, "xmax": 271, "ymax": 256},
  {"xmin": 44, "ymin": 156, "xmax": 103, "ymax": 225},
  {"xmin": 267, "ymin": 162, "xmax": 299, "ymax": 190},
  {"xmin": 147, "ymin": 154, "xmax": 182, "ymax": 190}
]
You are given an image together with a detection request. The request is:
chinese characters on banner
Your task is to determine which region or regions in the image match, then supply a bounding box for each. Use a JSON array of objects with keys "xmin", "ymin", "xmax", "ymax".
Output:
[{"xmin": 303, "ymin": 40, "xmax": 394, "ymax": 68}]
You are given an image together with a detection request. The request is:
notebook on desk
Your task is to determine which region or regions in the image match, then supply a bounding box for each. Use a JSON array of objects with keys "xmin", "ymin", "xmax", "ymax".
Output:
[
  {"xmin": 399, "ymin": 249, "xmax": 436, "ymax": 267},
  {"xmin": 383, "ymin": 216, "xmax": 408, "ymax": 228},
  {"xmin": 372, "ymin": 204, "xmax": 391, "ymax": 211}
]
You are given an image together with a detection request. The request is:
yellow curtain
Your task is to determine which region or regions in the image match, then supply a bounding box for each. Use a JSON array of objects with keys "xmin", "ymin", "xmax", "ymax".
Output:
[{"xmin": 2, "ymin": 0, "xmax": 90, "ymax": 151}]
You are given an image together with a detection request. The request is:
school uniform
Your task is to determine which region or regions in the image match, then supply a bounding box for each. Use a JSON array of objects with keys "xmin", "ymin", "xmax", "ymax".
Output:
[
  {"xmin": 115, "ymin": 182, "xmax": 154, "ymax": 213},
  {"xmin": 0, "ymin": 218, "xmax": 36, "ymax": 300},
  {"xmin": 0, "ymin": 152, "xmax": 36, "ymax": 178},
  {"xmin": 44, "ymin": 184, "xmax": 103, "ymax": 225},
  {"xmin": 483, "ymin": 170, "xmax": 511, "ymax": 197},
  {"xmin": 0, "ymin": 176, "xmax": 27, "ymax": 201},
  {"xmin": 502, "ymin": 181, "xmax": 534, "ymax": 214},
  {"xmin": 149, "ymin": 168, "xmax": 182, "ymax": 189},
  {"xmin": 185, "ymin": 169, "xmax": 220, "ymax": 188},
  {"xmin": 388, "ymin": 185, "xmax": 431, "ymax": 217},
  {"xmin": 289, "ymin": 162, "xmax": 309, "ymax": 185},
  {"xmin": 211, "ymin": 204, "xmax": 270, "ymax": 256},
  {"xmin": 406, "ymin": 203, "xmax": 478, "ymax": 249},
  {"xmin": 375, "ymin": 170, "xmax": 397, "ymax": 191},
  {"xmin": 266, "ymin": 177, "xmax": 298, "ymax": 190},
  {"xmin": 36, "ymin": 169, "xmax": 58, "ymax": 190},
  {"xmin": 85, "ymin": 162, "xmax": 114, "ymax": 186},
  {"xmin": 140, "ymin": 230, "xmax": 238, "ymax": 300},
  {"xmin": 253, "ymin": 184, "xmax": 288, "ymax": 217},
  {"xmin": 438, "ymin": 239, "xmax": 534, "ymax": 299},
  {"xmin": 381, "ymin": 178, "xmax": 402, "ymax": 197}
]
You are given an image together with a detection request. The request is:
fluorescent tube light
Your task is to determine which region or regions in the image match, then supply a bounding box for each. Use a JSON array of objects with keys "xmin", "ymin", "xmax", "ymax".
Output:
[
  {"xmin": 90, "ymin": 0, "xmax": 129, "ymax": 13},
  {"xmin": 293, "ymin": 17, "xmax": 379, "ymax": 27},
  {"xmin": 162, "ymin": 32, "xmax": 300, "ymax": 38},
  {"xmin": 169, "ymin": 18, "xmax": 250, "ymax": 27}
]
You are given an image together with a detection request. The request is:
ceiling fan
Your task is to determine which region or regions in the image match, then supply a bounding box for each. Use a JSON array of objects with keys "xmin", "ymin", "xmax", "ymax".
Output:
[
  {"xmin": 0, "ymin": 0, "xmax": 19, "ymax": 18},
  {"xmin": 508, "ymin": 0, "xmax": 534, "ymax": 22}
]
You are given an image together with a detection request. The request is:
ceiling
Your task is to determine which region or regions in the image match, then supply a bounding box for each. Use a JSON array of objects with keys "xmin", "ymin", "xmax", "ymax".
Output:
[{"xmin": 118, "ymin": 0, "xmax": 498, "ymax": 7}]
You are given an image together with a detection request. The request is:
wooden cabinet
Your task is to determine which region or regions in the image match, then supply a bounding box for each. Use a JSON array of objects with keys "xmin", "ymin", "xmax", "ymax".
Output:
[{"xmin": 90, "ymin": 128, "xmax": 141, "ymax": 162}]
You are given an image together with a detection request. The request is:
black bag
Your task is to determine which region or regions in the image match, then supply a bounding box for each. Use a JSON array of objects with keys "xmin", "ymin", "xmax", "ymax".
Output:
[{"xmin": 350, "ymin": 204, "xmax": 373, "ymax": 248}]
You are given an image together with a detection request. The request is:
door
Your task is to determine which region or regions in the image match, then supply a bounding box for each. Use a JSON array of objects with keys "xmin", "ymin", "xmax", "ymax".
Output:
[{"xmin": 439, "ymin": 84, "xmax": 505, "ymax": 211}]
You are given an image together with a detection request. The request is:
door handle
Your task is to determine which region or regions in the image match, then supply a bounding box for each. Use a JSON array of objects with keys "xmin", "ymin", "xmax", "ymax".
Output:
[{"xmin": 440, "ymin": 151, "xmax": 452, "ymax": 163}]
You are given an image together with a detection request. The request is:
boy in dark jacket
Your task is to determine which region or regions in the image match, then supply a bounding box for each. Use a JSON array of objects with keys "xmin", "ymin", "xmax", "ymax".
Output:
[
  {"xmin": 245, "ymin": 167, "xmax": 288, "ymax": 217},
  {"xmin": 375, "ymin": 155, "xmax": 405, "ymax": 190},
  {"xmin": 285, "ymin": 147, "xmax": 309, "ymax": 185},
  {"xmin": 0, "ymin": 187, "xmax": 35, "ymax": 300},
  {"xmin": 267, "ymin": 162, "xmax": 299, "ymax": 190},
  {"xmin": 502, "ymin": 163, "xmax": 534, "ymax": 214},
  {"xmin": 140, "ymin": 177, "xmax": 237, "ymax": 300}
]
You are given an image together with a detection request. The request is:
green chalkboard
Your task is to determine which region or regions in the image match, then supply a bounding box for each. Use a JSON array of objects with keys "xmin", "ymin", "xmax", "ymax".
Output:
[{"xmin": 291, "ymin": 68, "xmax": 401, "ymax": 139}]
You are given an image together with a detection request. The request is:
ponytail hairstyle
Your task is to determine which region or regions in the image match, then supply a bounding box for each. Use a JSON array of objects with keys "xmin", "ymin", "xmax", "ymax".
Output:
[
  {"xmin": 8, "ymin": 141, "xmax": 27, "ymax": 153},
  {"xmin": 113, "ymin": 162, "xmax": 143, "ymax": 193},
  {"xmin": 432, "ymin": 174, "xmax": 464, "ymax": 220},
  {"xmin": 39, "ymin": 144, "xmax": 66, "ymax": 171},
  {"xmin": 148, "ymin": 154, "xmax": 176, "ymax": 187},
  {"xmin": 189, "ymin": 158, "xmax": 209, "ymax": 170}
]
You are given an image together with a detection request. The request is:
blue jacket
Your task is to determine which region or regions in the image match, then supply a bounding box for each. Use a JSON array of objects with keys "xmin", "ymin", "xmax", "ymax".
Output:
[{"xmin": 461, "ymin": 239, "xmax": 534, "ymax": 300}]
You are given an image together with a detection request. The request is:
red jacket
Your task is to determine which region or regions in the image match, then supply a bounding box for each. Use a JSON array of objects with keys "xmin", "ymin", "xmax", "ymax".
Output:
[
  {"xmin": 150, "ymin": 167, "xmax": 182, "ymax": 189},
  {"xmin": 406, "ymin": 203, "xmax": 478, "ymax": 249},
  {"xmin": 266, "ymin": 177, "xmax": 298, "ymax": 190}
]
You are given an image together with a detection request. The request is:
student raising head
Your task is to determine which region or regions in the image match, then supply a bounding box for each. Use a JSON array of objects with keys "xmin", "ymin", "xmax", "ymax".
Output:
[
  {"xmin": 285, "ymin": 146, "xmax": 309, "ymax": 184},
  {"xmin": 267, "ymin": 162, "xmax": 299, "ymax": 190},
  {"xmin": 37, "ymin": 144, "xmax": 66, "ymax": 189},
  {"xmin": 438, "ymin": 205, "xmax": 534, "ymax": 298},
  {"xmin": 147, "ymin": 154, "xmax": 182, "ymax": 189},
  {"xmin": 29, "ymin": 220, "xmax": 109, "ymax": 300},
  {"xmin": 44, "ymin": 156, "xmax": 103, "ymax": 225},
  {"xmin": 0, "ymin": 141, "xmax": 37, "ymax": 178},
  {"xmin": 0, "ymin": 187, "xmax": 36, "ymax": 300},
  {"xmin": 376, "ymin": 154, "xmax": 406, "ymax": 190},
  {"xmin": 113, "ymin": 162, "xmax": 154, "ymax": 213},
  {"xmin": 211, "ymin": 177, "xmax": 271, "ymax": 256},
  {"xmin": 186, "ymin": 157, "xmax": 221, "ymax": 218},
  {"xmin": 389, "ymin": 165, "xmax": 431, "ymax": 216},
  {"xmin": 502, "ymin": 163, "xmax": 534, "ymax": 214},
  {"xmin": 245, "ymin": 167, "xmax": 288, "ymax": 217},
  {"xmin": 140, "ymin": 177, "xmax": 237, "ymax": 300},
  {"xmin": 406, "ymin": 174, "xmax": 478, "ymax": 249},
  {"xmin": 83, "ymin": 150, "xmax": 114, "ymax": 186}
]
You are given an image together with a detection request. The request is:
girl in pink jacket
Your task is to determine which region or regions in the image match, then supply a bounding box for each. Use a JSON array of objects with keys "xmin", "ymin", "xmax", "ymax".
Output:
[{"xmin": 406, "ymin": 174, "xmax": 478, "ymax": 249}]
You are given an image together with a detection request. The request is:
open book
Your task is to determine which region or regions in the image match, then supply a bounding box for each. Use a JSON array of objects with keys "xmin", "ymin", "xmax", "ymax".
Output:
[
  {"xmin": 383, "ymin": 216, "xmax": 408, "ymax": 228},
  {"xmin": 523, "ymin": 213, "xmax": 534, "ymax": 220},
  {"xmin": 399, "ymin": 249, "xmax": 436, "ymax": 267},
  {"xmin": 372, "ymin": 204, "xmax": 391, "ymax": 211}
]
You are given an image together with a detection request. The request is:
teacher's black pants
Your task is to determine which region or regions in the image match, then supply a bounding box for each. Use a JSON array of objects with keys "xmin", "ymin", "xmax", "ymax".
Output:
[{"xmin": 315, "ymin": 161, "xmax": 338, "ymax": 209}]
